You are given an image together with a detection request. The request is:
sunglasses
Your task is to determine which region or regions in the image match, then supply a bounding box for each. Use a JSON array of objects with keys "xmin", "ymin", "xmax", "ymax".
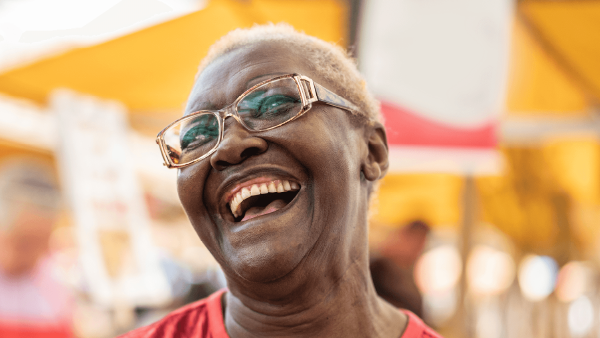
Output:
[{"xmin": 156, "ymin": 73, "xmax": 360, "ymax": 168}]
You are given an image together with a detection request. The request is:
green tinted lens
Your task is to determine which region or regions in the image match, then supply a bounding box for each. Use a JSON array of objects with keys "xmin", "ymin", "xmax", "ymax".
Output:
[
  {"xmin": 237, "ymin": 77, "xmax": 303, "ymax": 130},
  {"xmin": 163, "ymin": 113, "xmax": 220, "ymax": 165}
]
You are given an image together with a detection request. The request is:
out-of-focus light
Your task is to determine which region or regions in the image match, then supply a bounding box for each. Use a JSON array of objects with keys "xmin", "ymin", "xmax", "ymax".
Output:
[
  {"xmin": 556, "ymin": 261, "xmax": 593, "ymax": 302},
  {"xmin": 517, "ymin": 255, "xmax": 557, "ymax": 301},
  {"xmin": 467, "ymin": 245, "xmax": 515, "ymax": 296},
  {"xmin": 414, "ymin": 245, "xmax": 462, "ymax": 294},
  {"xmin": 475, "ymin": 302, "xmax": 502, "ymax": 338},
  {"xmin": 423, "ymin": 288, "xmax": 457, "ymax": 326},
  {"xmin": 568, "ymin": 296, "xmax": 594, "ymax": 337}
]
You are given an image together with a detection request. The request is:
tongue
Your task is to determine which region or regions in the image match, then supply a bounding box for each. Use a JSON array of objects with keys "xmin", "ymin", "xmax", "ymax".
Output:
[{"xmin": 241, "ymin": 199, "xmax": 288, "ymax": 222}]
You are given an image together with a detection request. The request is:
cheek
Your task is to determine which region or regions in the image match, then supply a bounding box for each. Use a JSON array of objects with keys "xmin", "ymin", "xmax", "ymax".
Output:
[
  {"xmin": 289, "ymin": 110, "xmax": 360, "ymax": 178},
  {"xmin": 177, "ymin": 165, "xmax": 227, "ymax": 261},
  {"xmin": 283, "ymin": 110, "xmax": 363, "ymax": 224},
  {"xmin": 176, "ymin": 165, "xmax": 209, "ymax": 219}
]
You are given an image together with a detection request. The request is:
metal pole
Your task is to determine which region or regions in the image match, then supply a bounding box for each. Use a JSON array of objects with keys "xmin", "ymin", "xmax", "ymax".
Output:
[{"xmin": 459, "ymin": 175, "xmax": 477, "ymax": 338}]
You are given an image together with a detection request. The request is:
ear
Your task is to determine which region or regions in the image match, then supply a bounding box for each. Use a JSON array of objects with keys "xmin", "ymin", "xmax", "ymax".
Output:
[{"xmin": 361, "ymin": 122, "xmax": 389, "ymax": 181}]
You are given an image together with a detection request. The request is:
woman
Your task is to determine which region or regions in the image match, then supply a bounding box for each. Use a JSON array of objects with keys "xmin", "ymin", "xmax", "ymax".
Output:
[{"xmin": 123, "ymin": 24, "xmax": 442, "ymax": 338}]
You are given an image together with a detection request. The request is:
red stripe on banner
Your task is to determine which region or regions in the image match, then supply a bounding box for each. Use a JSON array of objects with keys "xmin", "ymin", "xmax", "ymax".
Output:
[{"xmin": 380, "ymin": 101, "xmax": 497, "ymax": 148}]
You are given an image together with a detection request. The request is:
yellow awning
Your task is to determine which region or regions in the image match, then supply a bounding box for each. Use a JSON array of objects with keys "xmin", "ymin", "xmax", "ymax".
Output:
[
  {"xmin": 373, "ymin": 174, "xmax": 464, "ymax": 229},
  {"xmin": 521, "ymin": 1, "xmax": 600, "ymax": 104},
  {"xmin": 505, "ymin": 17, "xmax": 589, "ymax": 115},
  {"xmin": 0, "ymin": 0, "xmax": 348, "ymax": 133},
  {"xmin": 0, "ymin": 139, "xmax": 54, "ymax": 162},
  {"xmin": 494, "ymin": 1, "xmax": 600, "ymax": 253},
  {"xmin": 507, "ymin": 1, "xmax": 600, "ymax": 115},
  {"xmin": 477, "ymin": 140, "xmax": 600, "ymax": 254}
]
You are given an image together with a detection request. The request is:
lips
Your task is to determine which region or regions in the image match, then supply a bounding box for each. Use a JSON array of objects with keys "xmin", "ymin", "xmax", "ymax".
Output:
[{"xmin": 227, "ymin": 179, "xmax": 300, "ymax": 221}]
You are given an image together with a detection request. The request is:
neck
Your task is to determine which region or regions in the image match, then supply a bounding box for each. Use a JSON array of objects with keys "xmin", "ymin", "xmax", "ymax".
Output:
[{"xmin": 223, "ymin": 255, "xmax": 407, "ymax": 338}]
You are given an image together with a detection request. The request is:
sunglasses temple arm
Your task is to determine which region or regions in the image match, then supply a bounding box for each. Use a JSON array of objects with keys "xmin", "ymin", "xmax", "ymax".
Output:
[{"xmin": 313, "ymin": 83, "xmax": 360, "ymax": 114}]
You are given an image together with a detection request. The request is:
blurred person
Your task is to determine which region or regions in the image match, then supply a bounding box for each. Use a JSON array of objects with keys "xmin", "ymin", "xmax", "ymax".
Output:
[
  {"xmin": 370, "ymin": 220, "xmax": 430, "ymax": 317},
  {"xmin": 0, "ymin": 158, "xmax": 73, "ymax": 338},
  {"xmin": 121, "ymin": 24, "xmax": 442, "ymax": 338}
]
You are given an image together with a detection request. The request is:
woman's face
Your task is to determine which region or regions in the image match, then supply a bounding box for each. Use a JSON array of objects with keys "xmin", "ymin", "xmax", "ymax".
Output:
[{"xmin": 178, "ymin": 41, "xmax": 372, "ymax": 283}]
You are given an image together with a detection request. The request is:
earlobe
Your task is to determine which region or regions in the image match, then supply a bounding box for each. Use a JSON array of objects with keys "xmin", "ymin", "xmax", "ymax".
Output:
[{"xmin": 361, "ymin": 122, "xmax": 389, "ymax": 181}]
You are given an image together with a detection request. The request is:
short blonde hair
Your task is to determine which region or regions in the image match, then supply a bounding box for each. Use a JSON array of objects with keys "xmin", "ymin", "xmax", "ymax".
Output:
[{"xmin": 197, "ymin": 23, "xmax": 382, "ymax": 124}]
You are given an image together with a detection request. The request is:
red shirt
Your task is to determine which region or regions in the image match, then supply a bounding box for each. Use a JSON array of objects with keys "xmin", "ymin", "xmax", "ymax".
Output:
[{"xmin": 120, "ymin": 289, "xmax": 442, "ymax": 338}]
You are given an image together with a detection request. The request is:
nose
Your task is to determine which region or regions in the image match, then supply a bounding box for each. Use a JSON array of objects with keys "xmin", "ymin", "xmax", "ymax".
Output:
[{"xmin": 209, "ymin": 117, "xmax": 268, "ymax": 171}]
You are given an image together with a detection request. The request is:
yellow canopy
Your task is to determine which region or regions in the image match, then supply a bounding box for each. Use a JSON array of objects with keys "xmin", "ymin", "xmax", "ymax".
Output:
[
  {"xmin": 0, "ymin": 0, "xmax": 348, "ymax": 133},
  {"xmin": 505, "ymin": 17, "xmax": 588, "ymax": 114},
  {"xmin": 507, "ymin": 0, "xmax": 600, "ymax": 114},
  {"xmin": 479, "ymin": 0, "xmax": 600, "ymax": 254},
  {"xmin": 373, "ymin": 174, "xmax": 463, "ymax": 228},
  {"xmin": 0, "ymin": 139, "xmax": 54, "ymax": 163}
]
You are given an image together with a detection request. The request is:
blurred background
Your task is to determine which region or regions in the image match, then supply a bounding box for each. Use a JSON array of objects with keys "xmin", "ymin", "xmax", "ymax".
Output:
[{"xmin": 0, "ymin": 0, "xmax": 599, "ymax": 337}]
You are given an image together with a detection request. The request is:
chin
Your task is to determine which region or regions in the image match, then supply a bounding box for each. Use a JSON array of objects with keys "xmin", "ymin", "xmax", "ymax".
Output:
[{"xmin": 223, "ymin": 233, "xmax": 310, "ymax": 283}]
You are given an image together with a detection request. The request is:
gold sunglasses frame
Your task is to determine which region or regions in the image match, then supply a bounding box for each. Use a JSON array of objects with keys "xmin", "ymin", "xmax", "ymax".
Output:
[{"xmin": 156, "ymin": 73, "xmax": 360, "ymax": 169}]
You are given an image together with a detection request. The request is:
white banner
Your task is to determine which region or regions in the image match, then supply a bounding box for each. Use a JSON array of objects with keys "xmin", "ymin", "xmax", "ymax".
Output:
[
  {"xmin": 52, "ymin": 89, "xmax": 170, "ymax": 306},
  {"xmin": 359, "ymin": 0, "xmax": 513, "ymax": 127}
]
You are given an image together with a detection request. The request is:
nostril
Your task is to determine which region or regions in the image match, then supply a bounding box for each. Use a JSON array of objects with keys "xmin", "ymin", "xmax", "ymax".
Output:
[
  {"xmin": 240, "ymin": 147, "xmax": 263, "ymax": 160},
  {"xmin": 215, "ymin": 160, "xmax": 231, "ymax": 169},
  {"xmin": 210, "ymin": 132, "xmax": 268, "ymax": 170},
  {"xmin": 214, "ymin": 147, "xmax": 265, "ymax": 169}
]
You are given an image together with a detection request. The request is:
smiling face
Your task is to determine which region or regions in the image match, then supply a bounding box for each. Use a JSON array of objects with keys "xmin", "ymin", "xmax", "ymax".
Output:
[{"xmin": 177, "ymin": 41, "xmax": 375, "ymax": 284}]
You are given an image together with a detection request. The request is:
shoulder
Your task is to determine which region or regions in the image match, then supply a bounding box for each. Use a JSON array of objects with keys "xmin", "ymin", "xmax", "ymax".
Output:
[
  {"xmin": 118, "ymin": 289, "xmax": 229, "ymax": 338},
  {"xmin": 399, "ymin": 310, "xmax": 443, "ymax": 338}
]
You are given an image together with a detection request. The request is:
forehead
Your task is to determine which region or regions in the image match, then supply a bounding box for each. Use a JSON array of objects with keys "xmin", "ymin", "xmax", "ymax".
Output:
[{"xmin": 186, "ymin": 42, "xmax": 318, "ymax": 113}]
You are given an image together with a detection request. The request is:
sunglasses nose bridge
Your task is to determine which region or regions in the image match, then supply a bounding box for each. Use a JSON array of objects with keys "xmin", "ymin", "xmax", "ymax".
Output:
[
  {"xmin": 219, "ymin": 104, "xmax": 237, "ymax": 120},
  {"xmin": 219, "ymin": 105, "xmax": 248, "ymax": 131}
]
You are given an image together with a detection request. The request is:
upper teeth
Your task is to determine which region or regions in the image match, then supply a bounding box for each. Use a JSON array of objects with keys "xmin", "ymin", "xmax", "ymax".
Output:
[{"xmin": 230, "ymin": 180, "xmax": 300, "ymax": 218}]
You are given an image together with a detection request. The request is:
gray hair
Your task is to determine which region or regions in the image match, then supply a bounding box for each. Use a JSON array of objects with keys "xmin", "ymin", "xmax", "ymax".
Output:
[
  {"xmin": 0, "ymin": 158, "xmax": 61, "ymax": 232},
  {"xmin": 197, "ymin": 23, "xmax": 382, "ymax": 124}
]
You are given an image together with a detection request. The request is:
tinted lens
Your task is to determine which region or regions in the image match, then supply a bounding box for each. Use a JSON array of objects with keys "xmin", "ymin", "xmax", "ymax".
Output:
[
  {"xmin": 162, "ymin": 113, "xmax": 219, "ymax": 165},
  {"xmin": 236, "ymin": 77, "xmax": 303, "ymax": 130}
]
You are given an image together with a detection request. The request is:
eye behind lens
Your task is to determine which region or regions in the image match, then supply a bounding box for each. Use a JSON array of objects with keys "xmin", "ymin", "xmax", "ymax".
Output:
[
  {"xmin": 237, "ymin": 77, "xmax": 303, "ymax": 130},
  {"xmin": 163, "ymin": 113, "xmax": 220, "ymax": 165}
]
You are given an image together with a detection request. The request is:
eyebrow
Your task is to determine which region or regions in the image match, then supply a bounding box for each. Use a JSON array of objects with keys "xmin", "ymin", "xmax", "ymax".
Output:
[
  {"xmin": 245, "ymin": 72, "xmax": 288, "ymax": 88},
  {"xmin": 186, "ymin": 72, "xmax": 290, "ymax": 114},
  {"xmin": 185, "ymin": 100, "xmax": 218, "ymax": 115}
]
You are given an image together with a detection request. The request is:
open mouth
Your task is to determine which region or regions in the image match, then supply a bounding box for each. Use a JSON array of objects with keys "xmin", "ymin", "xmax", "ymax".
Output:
[{"xmin": 228, "ymin": 180, "xmax": 300, "ymax": 222}]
